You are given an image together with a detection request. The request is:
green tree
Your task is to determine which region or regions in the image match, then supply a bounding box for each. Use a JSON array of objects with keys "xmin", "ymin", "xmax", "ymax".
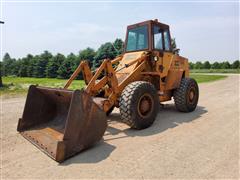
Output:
[
  {"xmin": 18, "ymin": 56, "xmax": 32, "ymax": 77},
  {"xmin": 11, "ymin": 59, "xmax": 20, "ymax": 76},
  {"xmin": 27, "ymin": 55, "xmax": 36, "ymax": 77},
  {"xmin": 78, "ymin": 47, "xmax": 96, "ymax": 68},
  {"xmin": 57, "ymin": 53, "xmax": 76, "ymax": 79},
  {"xmin": 189, "ymin": 62, "xmax": 194, "ymax": 69},
  {"xmin": 231, "ymin": 60, "xmax": 239, "ymax": 69},
  {"xmin": 113, "ymin": 38, "xmax": 124, "ymax": 56},
  {"xmin": 2, "ymin": 53, "xmax": 16, "ymax": 76},
  {"xmin": 221, "ymin": 61, "xmax": 231, "ymax": 69},
  {"xmin": 211, "ymin": 62, "xmax": 220, "ymax": 69},
  {"xmin": 203, "ymin": 61, "xmax": 211, "ymax": 69},
  {"xmin": 32, "ymin": 55, "xmax": 41, "ymax": 77},
  {"xmin": 33, "ymin": 51, "xmax": 52, "ymax": 78},
  {"xmin": 46, "ymin": 53, "xmax": 65, "ymax": 78},
  {"xmin": 12, "ymin": 60, "xmax": 22, "ymax": 76},
  {"xmin": 93, "ymin": 42, "xmax": 117, "ymax": 68},
  {"xmin": 194, "ymin": 61, "xmax": 203, "ymax": 69}
]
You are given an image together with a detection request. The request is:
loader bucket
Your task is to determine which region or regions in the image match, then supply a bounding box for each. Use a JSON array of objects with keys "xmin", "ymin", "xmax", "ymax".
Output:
[{"xmin": 17, "ymin": 85, "xmax": 107, "ymax": 162}]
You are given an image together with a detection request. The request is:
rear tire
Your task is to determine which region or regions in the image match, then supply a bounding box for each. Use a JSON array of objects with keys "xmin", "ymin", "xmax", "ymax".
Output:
[
  {"xmin": 173, "ymin": 78, "xmax": 199, "ymax": 112},
  {"xmin": 119, "ymin": 81, "xmax": 159, "ymax": 129}
]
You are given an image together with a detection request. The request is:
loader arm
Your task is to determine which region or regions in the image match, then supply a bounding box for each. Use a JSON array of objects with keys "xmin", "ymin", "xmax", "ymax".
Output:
[
  {"xmin": 64, "ymin": 61, "xmax": 93, "ymax": 89},
  {"xmin": 64, "ymin": 56, "xmax": 122, "ymax": 90},
  {"xmin": 62, "ymin": 53, "xmax": 149, "ymax": 112},
  {"xmin": 63, "ymin": 54, "xmax": 146, "ymax": 95},
  {"xmin": 85, "ymin": 59, "xmax": 119, "ymax": 95}
]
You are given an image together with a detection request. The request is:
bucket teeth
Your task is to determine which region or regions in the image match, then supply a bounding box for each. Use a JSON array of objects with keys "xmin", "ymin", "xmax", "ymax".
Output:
[{"xmin": 17, "ymin": 85, "xmax": 107, "ymax": 162}]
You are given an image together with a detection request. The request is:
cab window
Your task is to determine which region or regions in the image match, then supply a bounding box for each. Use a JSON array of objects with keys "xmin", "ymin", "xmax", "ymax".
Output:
[
  {"xmin": 164, "ymin": 30, "xmax": 171, "ymax": 51},
  {"xmin": 126, "ymin": 25, "xmax": 148, "ymax": 52},
  {"xmin": 153, "ymin": 26, "xmax": 163, "ymax": 50}
]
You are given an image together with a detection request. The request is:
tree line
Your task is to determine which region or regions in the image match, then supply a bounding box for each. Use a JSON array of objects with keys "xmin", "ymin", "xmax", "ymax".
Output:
[
  {"xmin": 0, "ymin": 38, "xmax": 239, "ymax": 81},
  {"xmin": 0, "ymin": 38, "xmax": 123, "ymax": 79},
  {"xmin": 189, "ymin": 61, "xmax": 239, "ymax": 70}
]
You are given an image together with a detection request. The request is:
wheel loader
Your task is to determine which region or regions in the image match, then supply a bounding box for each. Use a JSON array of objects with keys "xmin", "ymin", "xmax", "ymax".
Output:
[{"xmin": 17, "ymin": 19, "xmax": 199, "ymax": 162}]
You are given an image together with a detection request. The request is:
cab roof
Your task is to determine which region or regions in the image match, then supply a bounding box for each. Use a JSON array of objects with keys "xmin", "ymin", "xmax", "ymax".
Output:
[{"xmin": 127, "ymin": 19, "xmax": 169, "ymax": 30}]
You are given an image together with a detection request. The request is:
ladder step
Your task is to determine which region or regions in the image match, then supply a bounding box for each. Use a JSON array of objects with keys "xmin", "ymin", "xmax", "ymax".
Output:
[{"xmin": 158, "ymin": 91, "xmax": 164, "ymax": 96}]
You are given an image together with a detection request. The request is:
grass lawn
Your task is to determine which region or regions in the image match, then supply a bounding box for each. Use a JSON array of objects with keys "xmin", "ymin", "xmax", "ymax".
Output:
[
  {"xmin": 0, "ymin": 77, "xmax": 85, "ymax": 96},
  {"xmin": 1, "ymin": 74, "xmax": 227, "ymax": 96},
  {"xmin": 190, "ymin": 74, "xmax": 227, "ymax": 83},
  {"xmin": 191, "ymin": 69, "xmax": 239, "ymax": 73}
]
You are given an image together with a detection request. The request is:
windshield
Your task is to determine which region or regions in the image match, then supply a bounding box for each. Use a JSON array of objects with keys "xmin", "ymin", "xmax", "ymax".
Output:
[{"xmin": 126, "ymin": 25, "xmax": 148, "ymax": 52}]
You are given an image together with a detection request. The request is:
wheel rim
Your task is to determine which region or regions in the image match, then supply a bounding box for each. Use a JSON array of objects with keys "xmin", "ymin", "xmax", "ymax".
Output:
[
  {"xmin": 188, "ymin": 86, "xmax": 197, "ymax": 104},
  {"xmin": 137, "ymin": 93, "xmax": 154, "ymax": 118}
]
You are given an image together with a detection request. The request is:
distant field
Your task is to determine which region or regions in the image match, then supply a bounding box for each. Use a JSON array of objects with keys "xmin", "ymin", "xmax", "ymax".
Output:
[
  {"xmin": 191, "ymin": 69, "xmax": 239, "ymax": 73},
  {"xmin": 0, "ymin": 77, "xmax": 85, "ymax": 96},
  {"xmin": 190, "ymin": 74, "xmax": 226, "ymax": 83},
  {"xmin": 1, "ymin": 74, "xmax": 227, "ymax": 96}
]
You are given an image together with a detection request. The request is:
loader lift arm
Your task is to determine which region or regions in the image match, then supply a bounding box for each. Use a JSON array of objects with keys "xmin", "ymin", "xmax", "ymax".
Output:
[
  {"xmin": 64, "ymin": 56, "xmax": 122, "ymax": 90},
  {"xmin": 63, "ymin": 54, "xmax": 148, "ymax": 112}
]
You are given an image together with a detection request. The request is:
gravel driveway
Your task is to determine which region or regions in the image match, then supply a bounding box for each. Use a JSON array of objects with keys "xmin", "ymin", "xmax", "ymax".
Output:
[{"xmin": 1, "ymin": 74, "xmax": 239, "ymax": 179}]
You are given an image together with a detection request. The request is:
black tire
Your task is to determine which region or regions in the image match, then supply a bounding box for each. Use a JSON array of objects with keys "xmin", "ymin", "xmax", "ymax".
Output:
[
  {"xmin": 173, "ymin": 78, "xmax": 199, "ymax": 112},
  {"xmin": 119, "ymin": 81, "xmax": 159, "ymax": 129}
]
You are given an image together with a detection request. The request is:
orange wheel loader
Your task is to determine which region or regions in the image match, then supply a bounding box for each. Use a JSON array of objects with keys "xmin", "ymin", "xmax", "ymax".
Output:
[{"xmin": 17, "ymin": 19, "xmax": 199, "ymax": 162}]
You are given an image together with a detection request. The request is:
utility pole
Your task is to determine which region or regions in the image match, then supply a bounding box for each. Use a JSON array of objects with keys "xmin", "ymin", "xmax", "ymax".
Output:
[{"xmin": 0, "ymin": 21, "xmax": 4, "ymax": 87}]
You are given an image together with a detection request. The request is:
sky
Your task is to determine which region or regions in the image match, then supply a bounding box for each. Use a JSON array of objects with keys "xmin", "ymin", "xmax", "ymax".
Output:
[{"xmin": 0, "ymin": 1, "xmax": 239, "ymax": 62}]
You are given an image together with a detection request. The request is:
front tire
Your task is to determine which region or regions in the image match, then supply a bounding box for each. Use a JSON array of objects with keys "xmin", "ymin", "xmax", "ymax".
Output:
[
  {"xmin": 119, "ymin": 81, "xmax": 159, "ymax": 129},
  {"xmin": 173, "ymin": 78, "xmax": 199, "ymax": 112}
]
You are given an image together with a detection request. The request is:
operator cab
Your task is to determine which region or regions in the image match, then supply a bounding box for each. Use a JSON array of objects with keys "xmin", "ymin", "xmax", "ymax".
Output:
[{"xmin": 125, "ymin": 19, "xmax": 172, "ymax": 54}]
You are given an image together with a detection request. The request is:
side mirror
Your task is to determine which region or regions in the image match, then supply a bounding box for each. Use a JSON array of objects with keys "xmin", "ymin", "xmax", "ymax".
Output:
[{"xmin": 173, "ymin": 48, "xmax": 180, "ymax": 55}]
